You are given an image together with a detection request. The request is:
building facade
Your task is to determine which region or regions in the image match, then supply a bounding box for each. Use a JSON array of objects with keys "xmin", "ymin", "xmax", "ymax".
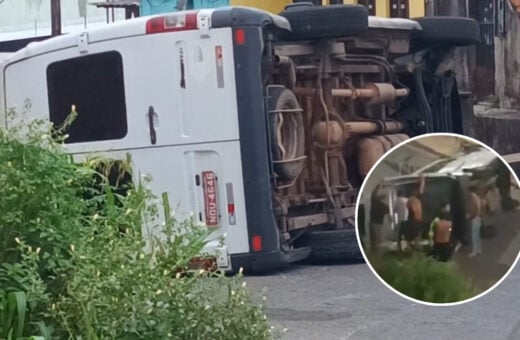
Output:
[
  {"xmin": 234, "ymin": 0, "xmax": 425, "ymax": 18},
  {"xmin": 0, "ymin": 0, "xmax": 426, "ymax": 44},
  {"xmin": 495, "ymin": 0, "xmax": 520, "ymax": 110}
]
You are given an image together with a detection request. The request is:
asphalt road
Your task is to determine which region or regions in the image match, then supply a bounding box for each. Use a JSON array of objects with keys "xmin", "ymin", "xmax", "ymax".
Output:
[{"xmin": 247, "ymin": 262, "xmax": 520, "ymax": 340}]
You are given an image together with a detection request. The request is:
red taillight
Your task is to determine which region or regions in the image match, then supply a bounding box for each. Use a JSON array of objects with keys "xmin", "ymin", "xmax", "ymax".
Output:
[
  {"xmin": 227, "ymin": 203, "xmax": 236, "ymax": 225},
  {"xmin": 146, "ymin": 12, "xmax": 198, "ymax": 34},
  {"xmin": 235, "ymin": 29, "xmax": 245, "ymax": 45},
  {"xmin": 252, "ymin": 236, "xmax": 262, "ymax": 252}
]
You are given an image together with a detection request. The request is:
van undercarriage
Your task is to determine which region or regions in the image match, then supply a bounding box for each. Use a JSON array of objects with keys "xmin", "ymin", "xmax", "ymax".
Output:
[{"xmin": 261, "ymin": 4, "xmax": 480, "ymax": 263}]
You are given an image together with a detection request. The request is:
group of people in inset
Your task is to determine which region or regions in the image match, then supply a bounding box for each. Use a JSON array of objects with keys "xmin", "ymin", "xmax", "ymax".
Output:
[
  {"xmin": 393, "ymin": 177, "xmax": 490, "ymax": 262},
  {"xmin": 369, "ymin": 167, "xmax": 514, "ymax": 262},
  {"xmin": 392, "ymin": 176, "xmax": 458, "ymax": 261},
  {"xmin": 425, "ymin": 183, "xmax": 483, "ymax": 262}
]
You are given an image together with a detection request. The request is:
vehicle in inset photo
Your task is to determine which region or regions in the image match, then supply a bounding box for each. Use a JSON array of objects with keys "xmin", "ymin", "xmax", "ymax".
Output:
[{"xmin": 357, "ymin": 133, "xmax": 520, "ymax": 304}]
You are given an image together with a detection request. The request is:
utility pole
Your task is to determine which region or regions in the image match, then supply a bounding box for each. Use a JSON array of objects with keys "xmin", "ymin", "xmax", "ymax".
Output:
[{"xmin": 51, "ymin": 0, "xmax": 61, "ymax": 36}]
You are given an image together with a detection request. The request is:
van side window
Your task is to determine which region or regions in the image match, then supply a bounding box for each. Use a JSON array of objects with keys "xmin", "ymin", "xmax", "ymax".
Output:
[{"xmin": 47, "ymin": 51, "xmax": 127, "ymax": 144}]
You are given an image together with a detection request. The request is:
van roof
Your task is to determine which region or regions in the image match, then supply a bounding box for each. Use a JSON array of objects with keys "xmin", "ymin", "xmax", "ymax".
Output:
[
  {"xmin": 1, "ymin": 7, "xmax": 290, "ymax": 65},
  {"xmin": 413, "ymin": 148, "xmax": 497, "ymax": 176},
  {"xmin": 383, "ymin": 173, "xmax": 457, "ymax": 186},
  {"xmin": 383, "ymin": 147, "xmax": 499, "ymax": 185}
]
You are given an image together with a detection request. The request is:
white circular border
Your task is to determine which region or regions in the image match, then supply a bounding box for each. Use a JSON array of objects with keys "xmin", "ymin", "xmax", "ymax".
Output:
[{"xmin": 354, "ymin": 132, "xmax": 520, "ymax": 307}]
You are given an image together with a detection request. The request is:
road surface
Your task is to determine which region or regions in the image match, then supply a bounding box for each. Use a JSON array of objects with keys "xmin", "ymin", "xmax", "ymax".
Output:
[
  {"xmin": 452, "ymin": 209, "xmax": 520, "ymax": 291},
  {"xmin": 247, "ymin": 262, "xmax": 520, "ymax": 340}
]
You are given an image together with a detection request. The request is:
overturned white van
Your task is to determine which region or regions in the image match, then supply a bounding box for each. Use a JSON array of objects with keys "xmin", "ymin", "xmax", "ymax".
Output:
[{"xmin": 0, "ymin": 4, "xmax": 480, "ymax": 272}]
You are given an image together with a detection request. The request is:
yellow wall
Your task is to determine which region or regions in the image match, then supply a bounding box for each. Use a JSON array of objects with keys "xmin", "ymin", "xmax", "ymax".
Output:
[
  {"xmin": 231, "ymin": 0, "xmax": 290, "ymax": 14},
  {"xmin": 230, "ymin": 0, "xmax": 424, "ymax": 17},
  {"xmin": 376, "ymin": 0, "xmax": 389, "ymax": 17},
  {"xmin": 409, "ymin": 0, "xmax": 425, "ymax": 18}
]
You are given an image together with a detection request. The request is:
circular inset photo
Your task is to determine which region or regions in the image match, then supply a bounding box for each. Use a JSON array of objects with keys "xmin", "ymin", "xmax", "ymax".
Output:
[{"xmin": 356, "ymin": 133, "xmax": 520, "ymax": 305}]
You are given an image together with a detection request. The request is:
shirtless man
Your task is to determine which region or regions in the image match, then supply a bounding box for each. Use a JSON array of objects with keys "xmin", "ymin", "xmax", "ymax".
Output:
[
  {"xmin": 406, "ymin": 176, "xmax": 425, "ymax": 250},
  {"xmin": 467, "ymin": 184, "xmax": 482, "ymax": 257},
  {"xmin": 430, "ymin": 204, "xmax": 453, "ymax": 262}
]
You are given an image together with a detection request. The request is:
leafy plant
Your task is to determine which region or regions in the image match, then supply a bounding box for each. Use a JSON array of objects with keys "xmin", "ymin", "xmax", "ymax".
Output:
[
  {"xmin": 0, "ymin": 113, "xmax": 272, "ymax": 339},
  {"xmin": 50, "ymin": 176, "xmax": 271, "ymax": 339},
  {"xmin": 0, "ymin": 291, "xmax": 27, "ymax": 339},
  {"xmin": 0, "ymin": 241, "xmax": 52, "ymax": 340}
]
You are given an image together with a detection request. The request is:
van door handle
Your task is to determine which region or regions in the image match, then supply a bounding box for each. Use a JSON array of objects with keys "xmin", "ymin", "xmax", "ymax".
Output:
[{"xmin": 148, "ymin": 106, "xmax": 157, "ymax": 145}]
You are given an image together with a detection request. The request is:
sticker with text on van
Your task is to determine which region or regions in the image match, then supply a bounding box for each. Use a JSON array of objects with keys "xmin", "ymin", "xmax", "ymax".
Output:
[{"xmin": 202, "ymin": 171, "xmax": 219, "ymax": 227}]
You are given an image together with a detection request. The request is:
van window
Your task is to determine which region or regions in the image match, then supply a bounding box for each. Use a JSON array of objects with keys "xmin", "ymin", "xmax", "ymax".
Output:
[{"xmin": 47, "ymin": 51, "xmax": 127, "ymax": 143}]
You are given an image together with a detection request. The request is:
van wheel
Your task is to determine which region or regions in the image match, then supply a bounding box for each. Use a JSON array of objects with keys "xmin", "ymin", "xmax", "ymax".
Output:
[
  {"xmin": 279, "ymin": 5, "xmax": 369, "ymax": 41},
  {"xmin": 268, "ymin": 86, "xmax": 306, "ymax": 182},
  {"xmin": 412, "ymin": 17, "xmax": 480, "ymax": 48}
]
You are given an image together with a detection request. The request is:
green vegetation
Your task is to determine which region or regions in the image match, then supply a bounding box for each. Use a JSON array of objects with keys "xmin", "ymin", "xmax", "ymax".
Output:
[
  {"xmin": 0, "ymin": 115, "xmax": 272, "ymax": 339},
  {"xmin": 369, "ymin": 252, "xmax": 480, "ymax": 304}
]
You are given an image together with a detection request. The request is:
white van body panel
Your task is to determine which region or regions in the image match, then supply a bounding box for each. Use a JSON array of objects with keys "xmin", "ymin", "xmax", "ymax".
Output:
[
  {"xmin": 71, "ymin": 139, "xmax": 249, "ymax": 256},
  {"xmin": 1, "ymin": 13, "xmax": 250, "ymax": 266},
  {"xmin": 4, "ymin": 28, "xmax": 240, "ymax": 152}
]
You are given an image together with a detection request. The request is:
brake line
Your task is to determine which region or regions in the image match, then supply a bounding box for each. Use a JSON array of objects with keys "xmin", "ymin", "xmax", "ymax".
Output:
[{"xmin": 414, "ymin": 67, "xmax": 433, "ymax": 133}]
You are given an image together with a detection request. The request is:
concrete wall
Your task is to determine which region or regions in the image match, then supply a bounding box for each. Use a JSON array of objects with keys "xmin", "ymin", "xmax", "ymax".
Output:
[{"xmin": 495, "ymin": 1, "xmax": 520, "ymax": 110}]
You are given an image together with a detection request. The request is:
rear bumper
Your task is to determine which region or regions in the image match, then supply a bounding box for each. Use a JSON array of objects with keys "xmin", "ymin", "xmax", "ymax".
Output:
[{"xmin": 230, "ymin": 250, "xmax": 283, "ymax": 274}]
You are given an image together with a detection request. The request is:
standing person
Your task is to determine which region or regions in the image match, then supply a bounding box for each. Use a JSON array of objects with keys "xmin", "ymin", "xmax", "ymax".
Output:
[
  {"xmin": 429, "ymin": 203, "xmax": 453, "ymax": 262},
  {"xmin": 370, "ymin": 193, "xmax": 388, "ymax": 254},
  {"xmin": 467, "ymin": 184, "xmax": 482, "ymax": 257},
  {"xmin": 406, "ymin": 176, "xmax": 425, "ymax": 250},
  {"xmin": 395, "ymin": 189, "xmax": 409, "ymax": 252}
]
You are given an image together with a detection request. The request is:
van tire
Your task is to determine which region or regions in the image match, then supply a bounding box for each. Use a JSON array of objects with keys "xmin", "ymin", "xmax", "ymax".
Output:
[
  {"xmin": 306, "ymin": 229, "xmax": 362, "ymax": 262},
  {"xmin": 412, "ymin": 17, "xmax": 481, "ymax": 47},
  {"xmin": 279, "ymin": 5, "xmax": 369, "ymax": 41},
  {"xmin": 268, "ymin": 86, "xmax": 305, "ymax": 182}
]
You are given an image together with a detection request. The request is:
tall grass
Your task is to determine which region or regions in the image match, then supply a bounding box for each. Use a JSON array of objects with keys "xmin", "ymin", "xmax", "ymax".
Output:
[
  {"xmin": 0, "ymin": 291, "xmax": 27, "ymax": 339},
  {"xmin": 370, "ymin": 252, "xmax": 480, "ymax": 303},
  {"xmin": 0, "ymin": 115, "xmax": 272, "ymax": 339}
]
